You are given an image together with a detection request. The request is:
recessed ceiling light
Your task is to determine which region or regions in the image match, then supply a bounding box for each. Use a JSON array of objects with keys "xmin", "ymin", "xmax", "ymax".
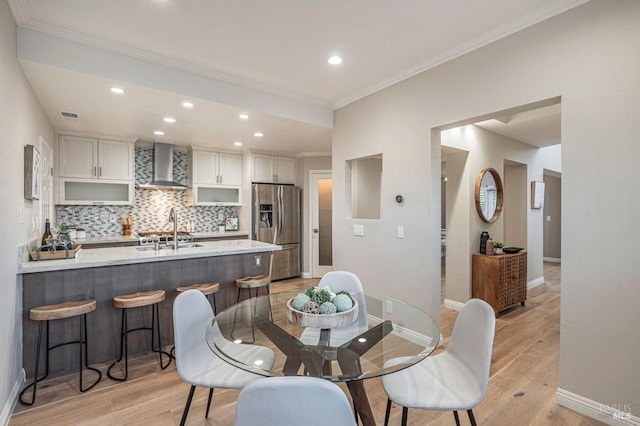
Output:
[
  {"xmin": 239, "ymin": 113, "xmax": 249, "ymax": 120},
  {"xmin": 163, "ymin": 117, "xmax": 176, "ymax": 123},
  {"xmin": 253, "ymin": 132, "xmax": 264, "ymax": 137},
  {"xmin": 182, "ymin": 101, "xmax": 194, "ymax": 108},
  {"xmin": 233, "ymin": 141, "xmax": 243, "ymax": 146},
  {"xmin": 110, "ymin": 87, "xmax": 125, "ymax": 94},
  {"xmin": 327, "ymin": 55, "xmax": 343, "ymax": 65},
  {"xmin": 154, "ymin": 130, "xmax": 165, "ymax": 136}
]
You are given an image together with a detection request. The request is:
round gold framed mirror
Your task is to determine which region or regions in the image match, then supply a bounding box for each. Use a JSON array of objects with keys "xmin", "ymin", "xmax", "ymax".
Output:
[{"xmin": 475, "ymin": 167, "xmax": 503, "ymax": 223}]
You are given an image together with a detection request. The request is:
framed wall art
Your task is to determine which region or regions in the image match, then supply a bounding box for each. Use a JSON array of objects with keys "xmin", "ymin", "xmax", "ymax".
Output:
[
  {"xmin": 531, "ymin": 181, "xmax": 545, "ymax": 209},
  {"xmin": 225, "ymin": 216, "xmax": 239, "ymax": 231},
  {"xmin": 24, "ymin": 145, "xmax": 41, "ymax": 200}
]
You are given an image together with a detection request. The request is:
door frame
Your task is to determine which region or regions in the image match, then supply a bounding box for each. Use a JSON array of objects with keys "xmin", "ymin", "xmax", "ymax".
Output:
[{"xmin": 309, "ymin": 170, "xmax": 332, "ymax": 278}]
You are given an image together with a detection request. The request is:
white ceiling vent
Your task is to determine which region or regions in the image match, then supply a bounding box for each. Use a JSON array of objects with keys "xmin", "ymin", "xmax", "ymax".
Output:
[{"xmin": 60, "ymin": 111, "xmax": 79, "ymax": 120}]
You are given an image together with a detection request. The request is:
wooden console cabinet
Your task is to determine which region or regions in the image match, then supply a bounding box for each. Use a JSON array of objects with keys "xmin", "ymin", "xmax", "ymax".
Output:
[{"xmin": 472, "ymin": 252, "xmax": 527, "ymax": 315}]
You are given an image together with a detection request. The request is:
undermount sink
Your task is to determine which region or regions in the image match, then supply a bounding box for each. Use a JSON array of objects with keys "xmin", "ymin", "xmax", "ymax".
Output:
[{"xmin": 136, "ymin": 243, "xmax": 204, "ymax": 251}]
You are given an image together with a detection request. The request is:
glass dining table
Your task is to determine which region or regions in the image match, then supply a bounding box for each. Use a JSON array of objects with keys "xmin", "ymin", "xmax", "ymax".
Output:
[{"xmin": 206, "ymin": 290, "xmax": 440, "ymax": 426}]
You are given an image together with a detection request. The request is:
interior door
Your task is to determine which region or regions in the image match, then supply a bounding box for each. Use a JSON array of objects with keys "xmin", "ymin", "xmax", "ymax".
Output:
[{"xmin": 310, "ymin": 172, "xmax": 332, "ymax": 277}]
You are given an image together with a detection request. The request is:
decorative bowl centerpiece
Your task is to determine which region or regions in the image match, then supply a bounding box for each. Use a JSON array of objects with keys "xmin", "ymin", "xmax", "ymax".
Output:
[{"xmin": 286, "ymin": 285, "xmax": 359, "ymax": 329}]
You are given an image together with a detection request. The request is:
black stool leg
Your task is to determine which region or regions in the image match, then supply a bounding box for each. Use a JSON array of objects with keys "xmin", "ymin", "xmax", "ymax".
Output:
[
  {"xmin": 453, "ymin": 411, "xmax": 461, "ymax": 426},
  {"xmin": 150, "ymin": 303, "xmax": 171, "ymax": 369},
  {"xmin": 18, "ymin": 321, "xmax": 48, "ymax": 405},
  {"xmin": 210, "ymin": 293, "xmax": 218, "ymax": 315},
  {"xmin": 401, "ymin": 407, "xmax": 408, "ymax": 426},
  {"xmin": 107, "ymin": 309, "xmax": 129, "ymax": 381},
  {"xmin": 79, "ymin": 313, "xmax": 101, "ymax": 392}
]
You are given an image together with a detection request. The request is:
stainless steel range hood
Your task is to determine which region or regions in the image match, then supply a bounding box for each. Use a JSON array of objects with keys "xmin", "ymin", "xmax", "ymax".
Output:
[{"xmin": 138, "ymin": 143, "xmax": 188, "ymax": 190}]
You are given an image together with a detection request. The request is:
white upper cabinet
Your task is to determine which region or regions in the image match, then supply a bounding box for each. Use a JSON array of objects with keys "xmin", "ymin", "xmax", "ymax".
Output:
[
  {"xmin": 193, "ymin": 150, "xmax": 219, "ymax": 184},
  {"xmin": 191, "ymin": 149, "xmax": 242, "ymax": 186},
  {"xmin": 251, "ymin": 154, "xmax": 295, "ymax": 184},
  {"xmin": 188, "ymin": 148, "xmax": 242, "ymax": 206},
  {"xmin": 218, "ymin": 153, "xmax": 242, "ymax": 186},
  {"xmin": 98, "ymin": 139, "xmax": 134, "ymax": 180},
  {"xmin": 57, "ymin": 135, "xmax": 134, "ymax": 205},
  {"xmin": 59, "ymin": 135, "xmax": 133, "ymax": 181},
  {"xmin": 59, "ymin": 135, "xmax": 97, "ymax": 178}
]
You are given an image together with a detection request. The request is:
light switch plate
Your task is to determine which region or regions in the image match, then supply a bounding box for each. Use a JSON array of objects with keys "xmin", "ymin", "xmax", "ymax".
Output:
[
  {"xmin": 219, "ymin": 213, "xmax": 225, "ymax": 221},
  {"xmin": 546, "ymin": 216, "xmax": 552, "ymax": 222},
  {"xmin": 397, "ymin": 226, "xmax": 405, "ymax": 239},
  {"xmin": 353, "ymin": 224, "xmax": 364, "ymax": 237}
]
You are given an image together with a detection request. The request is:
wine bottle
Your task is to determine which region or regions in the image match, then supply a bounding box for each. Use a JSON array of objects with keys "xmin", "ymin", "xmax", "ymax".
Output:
[{"xmin": 41, "ymin": 218, "xmax": 52, "ymax": 246}]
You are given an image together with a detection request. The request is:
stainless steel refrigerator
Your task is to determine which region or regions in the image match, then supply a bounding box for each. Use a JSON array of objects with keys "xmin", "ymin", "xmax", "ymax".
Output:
[{"xmin": 252, "ymin": 183, "xmax": 301, "ymax": 280}]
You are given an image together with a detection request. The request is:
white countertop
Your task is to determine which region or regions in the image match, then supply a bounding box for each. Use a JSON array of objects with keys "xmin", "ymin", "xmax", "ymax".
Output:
[
  {"xmin": 191, "ymin": 231, "xmax": 249, "ymax": 239},
  {"xmin": 20, "ymin": 239, "xmax": 280, "ymax": 274}
]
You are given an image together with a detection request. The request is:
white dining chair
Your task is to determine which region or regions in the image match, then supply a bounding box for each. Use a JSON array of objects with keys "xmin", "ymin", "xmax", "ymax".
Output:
[
  {"xmin": 234, "ymin": 376, "xmax": 357, "ymax": 426},
  {"xmin": 299, "ymin": 271, "xmax": 368, "ymax": 347},
  {"xmin": 173, "ymin": 289, "xmax": 275, "ymax": 426},
  {"xmin": 381, "ymin": 298, "xmax": 496, "ymax": 426}
]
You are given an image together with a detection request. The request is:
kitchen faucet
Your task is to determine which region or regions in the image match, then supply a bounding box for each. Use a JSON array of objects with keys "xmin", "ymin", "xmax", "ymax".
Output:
[{"xmin": 168, "ymin": 207, "xmax": 178, "ymax": 249}]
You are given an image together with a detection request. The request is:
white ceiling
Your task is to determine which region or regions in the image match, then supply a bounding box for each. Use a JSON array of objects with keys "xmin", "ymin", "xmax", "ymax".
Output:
[{"xmin": 9, "ymin": 0, "xmax": 578, "ymax": 153}]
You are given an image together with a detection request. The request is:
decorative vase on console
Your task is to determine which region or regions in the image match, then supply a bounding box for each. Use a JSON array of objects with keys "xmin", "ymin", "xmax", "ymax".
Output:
[
  {"xmin": 480, "ymin": 231, "xmax": 490, "ymax": 254},
  {"xmin": 486, "ymin": 238, "xmax": 494, "ymax": 256}
]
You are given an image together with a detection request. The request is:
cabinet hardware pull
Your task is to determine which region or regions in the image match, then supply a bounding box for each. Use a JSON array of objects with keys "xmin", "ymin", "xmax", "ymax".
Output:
[
  {"xmin": 99, "ymin": 166, "xmax": 102, "ymax": 177},
  {"xmin": 93, "ymin": 166, "xmax": 97, "ymax": 176}
]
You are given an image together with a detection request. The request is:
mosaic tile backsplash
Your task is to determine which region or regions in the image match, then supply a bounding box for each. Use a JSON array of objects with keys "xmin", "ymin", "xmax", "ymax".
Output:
[{"xmin": 56, "ymin": 147, "xmax": 238, "ymax": 236}]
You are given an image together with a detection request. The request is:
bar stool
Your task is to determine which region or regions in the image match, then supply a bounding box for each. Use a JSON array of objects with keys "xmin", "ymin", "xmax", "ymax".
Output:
[
  {"xmin": 176, "ymin": 282, "xmax": 220, "ymax": 315},
  {"xmin": 19, "ymin": 300, "xmax": 101, "ymax": 405},
  {"xmin": 107, "ymin": 290, "xmax": 172, "ymax": 381},
  {"xmin": 171, "ymin": 282, "xmax": 220, "ymax": 358},
  {"xmin": 233, "ymin": 274, "xmax": 272, "ymax": 343}
]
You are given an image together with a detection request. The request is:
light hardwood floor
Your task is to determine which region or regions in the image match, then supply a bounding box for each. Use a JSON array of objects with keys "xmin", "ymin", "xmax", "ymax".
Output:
[{"xmin": 11, "ymin": 266, "xmax": 605, "ymax": 425}]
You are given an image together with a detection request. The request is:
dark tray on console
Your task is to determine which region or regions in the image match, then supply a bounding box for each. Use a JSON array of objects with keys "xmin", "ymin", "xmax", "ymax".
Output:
[{"xmin": 503, "ymin": 247, "xmax": 523, "ymax": 254}]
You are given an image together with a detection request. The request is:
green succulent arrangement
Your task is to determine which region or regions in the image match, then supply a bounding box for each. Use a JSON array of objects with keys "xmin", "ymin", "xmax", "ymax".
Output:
[
  {"xmin": 292, "ymin": 285, "xmax": 353, "ymax": 314},
  {"xmin": 493, "ymin": 241, "xmax": 504, "ymax": 248}
]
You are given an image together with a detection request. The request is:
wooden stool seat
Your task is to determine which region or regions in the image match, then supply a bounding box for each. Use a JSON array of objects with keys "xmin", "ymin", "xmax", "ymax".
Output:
[
  {"xmin": 30, "ymin": 300, "xmax": 96, "ymax": 321},
  {"xmin": 177, "ymin": 282, "xmax": 220, "ymax": 296},
  {"xmin": 235, "ymin": 274, "xmax": 270, "ymax": 289},
  {"xmin": 113, "ymin": 290, "xmax": 166, "ymax": 309}
]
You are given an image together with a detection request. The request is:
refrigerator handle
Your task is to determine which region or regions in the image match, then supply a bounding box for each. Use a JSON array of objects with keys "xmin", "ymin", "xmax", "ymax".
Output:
[
  {"xmin": 279, "ymin": 185, "xmax": 284, "ymax": 234},
  {"xmin": 272, "ymin": 186, "xmax": 280, "ymax": 245}
]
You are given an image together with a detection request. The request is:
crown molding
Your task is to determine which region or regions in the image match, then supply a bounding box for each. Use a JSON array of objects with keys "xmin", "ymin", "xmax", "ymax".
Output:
[
  {"xmin": 7, "ymin": 0, "xmax": 30, "ymax": 25},
  {"xmin": 332, "ymin": 0, "xmax": 591, "ymax": 109}
]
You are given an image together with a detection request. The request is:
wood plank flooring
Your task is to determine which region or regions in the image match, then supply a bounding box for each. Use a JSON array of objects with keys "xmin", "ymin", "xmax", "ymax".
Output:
[{"xmin": 11, "ymin": 266, "xmax": 605, "ymax": 425}]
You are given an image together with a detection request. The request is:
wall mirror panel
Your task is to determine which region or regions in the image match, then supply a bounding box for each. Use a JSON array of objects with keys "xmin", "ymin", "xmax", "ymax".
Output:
[
  {"xmin": 347, "ymin": 154, "xmax": 382, "ymax": 219},
  {"xmin": 475, "ymin": 167, "xmax": 503, "ymax": 223}
]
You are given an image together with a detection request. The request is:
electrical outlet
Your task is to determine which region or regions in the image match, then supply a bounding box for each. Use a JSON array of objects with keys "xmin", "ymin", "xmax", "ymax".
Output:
[
  {"xmin": 255, "ymin": 256, "xmax": 261, "ymax": 266},
  {"xmin": 109, "ymin": 213, "xmax": 117, "ymax": 223},
  {"xmin": 218, "ymin": 213, "xmax": 225, "ymax": 221}
]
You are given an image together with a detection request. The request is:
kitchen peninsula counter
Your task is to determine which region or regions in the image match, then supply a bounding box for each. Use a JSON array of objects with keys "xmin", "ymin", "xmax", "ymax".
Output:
[
  {"xmin": 19, "ymin": 240, "xmax": 281, "ymax": 378},
  {"xmin": 19, "ymin": 239, "xmax": 277, "ymax": 273}
]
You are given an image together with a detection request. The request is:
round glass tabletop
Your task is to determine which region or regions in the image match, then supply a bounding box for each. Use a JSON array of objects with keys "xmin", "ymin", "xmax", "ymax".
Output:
[{"xmin": 206, "ymin": 290, "xmax": 440, "ymax": 382}]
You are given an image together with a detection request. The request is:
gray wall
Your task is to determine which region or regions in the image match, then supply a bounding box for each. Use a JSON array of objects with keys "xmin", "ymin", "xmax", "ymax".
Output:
[
  {"xmin": 543, "ymin": 174, "xmax": 561, "ymax": 259},
  {"xmin": 333, "ymin": 0, "xmax": 640, "ymax": 418},
  {"xmin": 0, "ymin": 2, "xmax": 55, "ymax": 419}
]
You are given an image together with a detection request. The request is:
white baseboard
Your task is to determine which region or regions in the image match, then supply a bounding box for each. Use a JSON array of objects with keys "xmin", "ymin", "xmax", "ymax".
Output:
[
  {"xmin": 1, "ymin": 369, "xmax": 25, "ymax": 426},
  {"xmin": 301, "ymin": 272, "xmax": 312, "ymax": 279},
  {"xmin": 543, "ymin": 257, "xmax": 561, "ymax": 263},
  {"xmin": 556, "ymin": 388, "xmax": 640, "ymax": 425},
  {"xmin": 527, "ymin": 276, "xmax": 545, "ymax": 289},
  {"xmin": 443, "ymin": 299, "xmax": 465, "ymax": 311}
]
